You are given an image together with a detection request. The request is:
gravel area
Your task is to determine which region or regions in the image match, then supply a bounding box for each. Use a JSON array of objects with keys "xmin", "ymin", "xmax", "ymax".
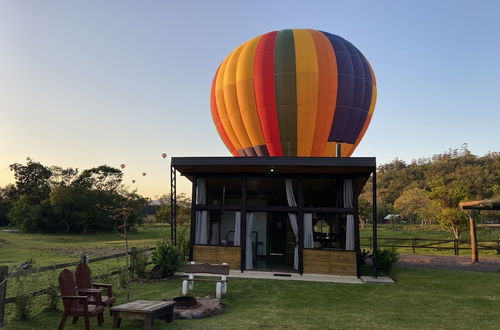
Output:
[{"xmin": 396, "ymin": 254, "xmax": 500, "ymax": 273}]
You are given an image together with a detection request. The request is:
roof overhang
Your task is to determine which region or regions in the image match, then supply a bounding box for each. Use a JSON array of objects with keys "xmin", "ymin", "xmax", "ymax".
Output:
[{"xmin": 172, "ymin": 157, "xmax": 376, "ymax": 181}]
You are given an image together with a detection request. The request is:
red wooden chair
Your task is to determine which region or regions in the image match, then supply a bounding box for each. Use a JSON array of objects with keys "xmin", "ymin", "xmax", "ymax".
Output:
[
  {"xmin": 75, "ymin": 263, "xmax": 116, "ymax": 315},
  {"xmin": 58, "ymin": 269, "xmax": 104, "ymax": 330}
]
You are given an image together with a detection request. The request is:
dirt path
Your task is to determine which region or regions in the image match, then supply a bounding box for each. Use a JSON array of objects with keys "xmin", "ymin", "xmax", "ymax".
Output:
[{"xmin": 396, "ymin": 254, "xmax": 500, "ymax": 273}]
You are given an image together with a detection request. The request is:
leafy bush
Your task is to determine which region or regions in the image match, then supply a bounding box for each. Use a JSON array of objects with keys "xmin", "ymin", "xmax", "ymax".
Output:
[
  {"xmin": 13, "ymin": 277, "xmax": 33, "ymax": 320},
  {"xmin": 152, "ymin": 240, "xmax": 182, "ymax": 277},
  {"xmin": 176, "ymin": 226, "xmax": 190, "ymax": 262},
  {"xmin": 132, "ymin": 249, "xmax": 149, "ymax": 279},
  {"xmin": 377, "ymin": 247, "xmax": 399, "ymax": 275}
]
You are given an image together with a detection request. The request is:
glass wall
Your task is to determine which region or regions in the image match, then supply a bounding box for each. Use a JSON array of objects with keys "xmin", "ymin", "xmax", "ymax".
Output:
[
  {"xmin": 196, "ymin": 177, "xmax": 241, "ymax": 207},
  {"xmin": 303, "ymin": 177, "xmax": 343, "ymax": 208},
  {"xmin": 247, "ymin": 178, "xmax": 298, "ymax": 208}
]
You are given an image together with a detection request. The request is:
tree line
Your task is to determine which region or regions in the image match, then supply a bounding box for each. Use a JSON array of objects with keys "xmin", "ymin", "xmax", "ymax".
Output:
[
  {"xmin": 0, "ymin": 158, "xmax": 148, "ymax": 233},
  {"xmin": 360, "ymin": 145, "xmax": 499, "ymax": 238}
]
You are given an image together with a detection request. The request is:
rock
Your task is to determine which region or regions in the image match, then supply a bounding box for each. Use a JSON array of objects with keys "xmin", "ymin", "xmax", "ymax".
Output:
[{"xmin": 149, "ymin": 265, "xmax": 164, "ymax": 279}]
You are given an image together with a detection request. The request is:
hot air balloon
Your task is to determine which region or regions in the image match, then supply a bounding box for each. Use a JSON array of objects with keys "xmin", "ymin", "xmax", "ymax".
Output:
[
  {"xmin": 120, "ymin": 164, "xmax": 126, "ymax": 169},
  {"xmin": 132, "ymin": 180, "xmax": 136, "ymax": 184},
  {"xmin": 161, "ymin": 153, "xmax": 167, "ymax": 159},
  {"xmin": 142, "ymin": 172, "xmax": 147, "ymax": 177},
  {"xmin": 210, "ymin": 29, "xmax": 377, "ymax": 157}
]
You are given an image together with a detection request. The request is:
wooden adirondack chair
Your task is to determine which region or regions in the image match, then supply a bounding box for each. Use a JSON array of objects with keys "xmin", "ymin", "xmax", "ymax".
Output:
[
  {"xmin": 58, "ymin": 269, "xmax": 104, "ymax": 330},
  {"xmin": 75, "ymin": 263, "xmax": 116, "ymax": 315}
]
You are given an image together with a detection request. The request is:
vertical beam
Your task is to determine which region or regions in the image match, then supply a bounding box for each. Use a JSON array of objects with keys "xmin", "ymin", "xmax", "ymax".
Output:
[
  {"xmin": 0, "ymin": 266, "xmax": 7, "ymax": 327},
  {"xmin": 297, "ymin": 176, "xmax": 304, "ymax": 275},
  {"xmin": 469, "ymin": 210, "xmax": 479, "ymax": 263},
  {"xmin": 170, "ymin": 165, "xmax": 177, "ymax": 245},
  {"xmin": 372, "ymin": 169, "xmax": 378, "ymax": 278},
  {"xmin": 336, "ymin": 142, "xmax": 342, "ymax": 157},
  {"xmin": 240, "ymin": 176, "xmax": 247, "ymax": 272},
  {"xmin": 354, "ymin": 179, "xmax": 361, "ymax": 278},
  {"xmin": 189, "ymin": 177, "xmax": 197, "ymax": 262}
]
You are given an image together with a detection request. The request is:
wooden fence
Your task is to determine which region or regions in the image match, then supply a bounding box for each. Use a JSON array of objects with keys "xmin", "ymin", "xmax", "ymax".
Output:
[
  {"xmin": 0, "ymin": 247, "xmax": 155, "ymax": 326},
  {"xmin": 361, "ymin": 237, "xmax": 500, "ymax": 255}
]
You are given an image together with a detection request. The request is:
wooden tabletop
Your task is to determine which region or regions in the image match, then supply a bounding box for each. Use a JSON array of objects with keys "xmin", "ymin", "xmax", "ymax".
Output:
[{"xmin": 110, "ymin": 300, "xmax": 174, "ymax": 313}]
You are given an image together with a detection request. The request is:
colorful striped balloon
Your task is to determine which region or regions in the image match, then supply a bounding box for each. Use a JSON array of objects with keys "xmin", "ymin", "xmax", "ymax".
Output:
[{"xmin": 210, "ymin": 29, "xmax": 377, "ymax": 157}]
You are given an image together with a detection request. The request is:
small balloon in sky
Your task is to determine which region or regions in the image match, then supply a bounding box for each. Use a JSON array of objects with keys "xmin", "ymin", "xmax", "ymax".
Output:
[
  {"xmin": 142, "ymin": 172, "xmax": 147, "ymax": 176},
  {"xmin": 132, "ymin": 180, "xmax": 136, "ymax": 184},
  {"xmin": 162, "ymin": 153, "xmax": 167, "ymax": 159},
  {"xmin": 120, "ymin": 164, "xmax": 126, "ymax": 169}
]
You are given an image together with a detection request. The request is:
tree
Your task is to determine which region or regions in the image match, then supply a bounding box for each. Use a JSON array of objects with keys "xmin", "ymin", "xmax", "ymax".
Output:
[
  {"xmin": 73, "ymin": 165, "xmax": 123, "ymax": 192},
  {"xmin": 9, "ymin": 158, "xmax": 52, "ymax": 202},
  {"xmin": 155, "ymin": 193, "xmax": 191, "ymax": 226},
  {"xmin": 394, "ymin": 188, "xmax": 439, "ymax": 224},
  {"xmin": 358, "ymin": 198, "xmax": 371, "ymax": 228},
  {"xmin": 438, "ymin": 207, "xmax": 468, "ymax": 239}
]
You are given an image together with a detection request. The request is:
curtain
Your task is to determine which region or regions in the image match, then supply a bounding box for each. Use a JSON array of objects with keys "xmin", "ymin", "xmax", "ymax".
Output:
[
  {"xmin": 303, "ymin": 213, "xmax": 314, "ymax": 249},
  {"xmin": 285, "ymin": 179, "xmax": 299, "ymax": 270},
  {"xmin": 344, "ymin": 179, "xmax": 355, "ymax": 251},
  {"xmin": 234, "ymin": 212, "xmax": 241, "ymax": 246},
  {"xmin": 245, "ymin": 213, "xmax": 254, "ymax": 269},
  {"xmin": 211, "ymin": 221, "xmax": 220, "ymax": 245},
  {"xmin": 195, "ymin": 178, "xmax": 208, "ymax": 244}
]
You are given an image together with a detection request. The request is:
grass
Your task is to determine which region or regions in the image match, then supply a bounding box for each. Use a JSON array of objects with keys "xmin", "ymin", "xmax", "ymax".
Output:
[
  {"xmin": 0, "ymin": 226, "xmax": 167, "ymax": 267},
  {"xmin": 2, "ymin": 267, "xmax": 500, "ymax": 329}
]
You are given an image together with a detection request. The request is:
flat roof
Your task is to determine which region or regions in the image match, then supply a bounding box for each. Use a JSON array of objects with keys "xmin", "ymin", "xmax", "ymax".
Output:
[{"xmin": 172, "ymin": 157, "xmax": 376, "ymax": 179}]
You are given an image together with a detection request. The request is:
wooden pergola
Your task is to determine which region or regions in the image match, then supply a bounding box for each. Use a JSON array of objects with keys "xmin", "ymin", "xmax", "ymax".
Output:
[{"xmin": 459, "ymin": 198, "xmax": 500, "ymax": 263}]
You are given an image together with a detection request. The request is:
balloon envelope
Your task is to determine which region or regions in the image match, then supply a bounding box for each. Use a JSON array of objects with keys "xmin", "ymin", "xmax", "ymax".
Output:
[
  {"xmin": 210, "ymin": 29, "xmax": 377, "ymax": 157},
  {"xmin": 142, "ymin": 172, "xmax": 146, "ymax": 176},
  {"xmin": 162, "ymin": 153, "xmax": 167, "ymax": 159},
  {"xmin": 120, "ymin": 164, "xmax": 126, "ymax": 169}
]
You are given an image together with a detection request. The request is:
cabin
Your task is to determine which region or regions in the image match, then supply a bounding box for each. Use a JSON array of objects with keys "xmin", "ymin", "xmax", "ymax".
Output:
[{"xmin": 170, "ymin": 157, "xmax": 378, "ymax": 277}]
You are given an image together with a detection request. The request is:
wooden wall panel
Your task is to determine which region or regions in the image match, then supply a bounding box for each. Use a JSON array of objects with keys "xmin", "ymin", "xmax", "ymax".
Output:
[
  {"xmin": 303, "ymin": 249, "xmax": 356, "ymax": 276},
  {"xmin": 193, "ymin": 245, "xmax": 241, "ymax": 270}
]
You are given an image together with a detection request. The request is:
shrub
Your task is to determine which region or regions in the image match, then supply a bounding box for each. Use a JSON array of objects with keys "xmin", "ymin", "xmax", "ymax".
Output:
[
  {"xmin": 377, "ymin": 247, "xmax": 399, "ymax": 275},
  {"xmin": 176, "ymin": 226, "xmax": 190, "ymax": 262},
  {"xmin": 152, "ymin": 240, "xmax": 182, "ymax": 277},
  {"xmin": 132, "ymin": 249, "xmax": 149, "ymax": 279},
  {"xmin": 13, "ymin": 277, "xmax": 33, "ymax": 320}
]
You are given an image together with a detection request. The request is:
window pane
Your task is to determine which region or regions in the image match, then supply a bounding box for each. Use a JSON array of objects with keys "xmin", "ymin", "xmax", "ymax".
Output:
[
  {"xmin": 203, "ymin": 210, "xmax": 241, "ymax": 246},
  {"xmin": 247, "ymin": 178, "xmax": 297, "ymax": 207},
  {"xmin": 303, "ymin": 177, "xmax": 343, "ymax": 208},
  {"xmin": 196, "ymin": 177, "xmax": 241, "ymax": 206},
  {"xmin": 309, "ymin": 213, "xmax": 347, "ymax": 250}
]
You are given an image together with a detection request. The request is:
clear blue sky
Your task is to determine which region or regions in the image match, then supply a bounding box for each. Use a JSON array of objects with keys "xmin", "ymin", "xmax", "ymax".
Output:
[{"xmin": 1, "ymin": 0, "xmax": 499, "ymax": 197}]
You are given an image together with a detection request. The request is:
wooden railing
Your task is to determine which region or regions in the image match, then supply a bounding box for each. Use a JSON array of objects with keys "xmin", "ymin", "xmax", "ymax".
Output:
[
  {"xmin": 361, "ymin": 237, "xmax": 500, "ymax": 255},
  {"xmin": 0, "ymin": 247, "xmax": 155, "ymax": 326}
]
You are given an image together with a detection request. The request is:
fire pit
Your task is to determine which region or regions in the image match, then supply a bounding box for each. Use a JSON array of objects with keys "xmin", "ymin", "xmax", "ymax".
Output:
[{"xmin": 173, "ymin": 296, "xmax": 199, "ymax": 309}]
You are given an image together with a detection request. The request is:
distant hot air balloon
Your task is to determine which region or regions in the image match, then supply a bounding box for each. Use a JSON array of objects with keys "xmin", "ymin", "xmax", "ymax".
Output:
[
  {"xmin": 142, "ymin": 172, "xmax": 147, "ymax": 177},
  {"xmin": 210, "ymin": 29, "xmax": 377, "ymax": 157},
  {"xmin": 120, "ymin": 164, "xmax": 126, "ymax": 169},
  {"xmin": 161, "ymin": 153, "xmax": 167, "ymax": 159},
  {"xmin": 132, "ymin": 180, "xmax": 136, "ymax": 184}
]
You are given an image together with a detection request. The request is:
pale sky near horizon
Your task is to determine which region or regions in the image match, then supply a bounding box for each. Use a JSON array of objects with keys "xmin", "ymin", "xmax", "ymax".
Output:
[{"xmin": 1, "ymin": 0, "xmax": 499, "ymax": 198}]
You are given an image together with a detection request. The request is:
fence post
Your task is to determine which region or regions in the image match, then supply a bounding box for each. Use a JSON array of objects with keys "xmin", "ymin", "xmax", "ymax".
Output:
[
  {"xmin": 0, "ymin": 266, "xmax": 8, "ymax": 327},
  {"xmin": 130, "ymin": 247, "xmax": 137, "ymax": 280},
  {"xmin": 412, "ymin": 238, "xmax": 416, "ymax": 254},
  {"xmin": 453, "ymin": 239, "xmax": 458, "ymax": 256}
]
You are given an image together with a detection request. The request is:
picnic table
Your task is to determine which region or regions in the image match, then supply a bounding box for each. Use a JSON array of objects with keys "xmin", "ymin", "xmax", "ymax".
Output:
[{"xmin": 110, "ymin": 300, "xmax": 174, "ymax": 330}]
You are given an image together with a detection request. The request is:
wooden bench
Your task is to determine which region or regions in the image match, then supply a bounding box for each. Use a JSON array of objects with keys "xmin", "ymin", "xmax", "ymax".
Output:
[{"xmin": 181, "ymin": 262, "xmax": 230, "ymax": 299}]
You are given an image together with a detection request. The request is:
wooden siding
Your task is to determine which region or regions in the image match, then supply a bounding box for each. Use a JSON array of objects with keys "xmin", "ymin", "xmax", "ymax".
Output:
[
  {"xmin": 303, "ymin": 249, "xmax": 356, "ymax": 276},
  {"xmin": 193, "ymin": 245, "xmax": 241, "ymax": 270}
]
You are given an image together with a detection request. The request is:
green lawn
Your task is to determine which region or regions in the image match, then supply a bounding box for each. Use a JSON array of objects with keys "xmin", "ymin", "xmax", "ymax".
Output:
[
  {"xmin": 3, "ymin": 267, "xmax": 500, "ymax": 329},
  {"xmin": 0, "ymin": 227, "xmax": 166, "ymax": 267}
]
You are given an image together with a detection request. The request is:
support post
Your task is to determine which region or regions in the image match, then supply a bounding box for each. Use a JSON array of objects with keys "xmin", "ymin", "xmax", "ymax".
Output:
[
  {"xmin": 240, "ymin": 176, "xmax": 247, "ymax": 273},
  {"xmin": 130, "ymin": 247, "xmax": 137, "ymax": 279},
  {"xmin": 189, "ymin": 177, "xmax": 197, "ymax": 262},
  {"xmin": 372, "ymin": 170, "xmax": 378, "ymax": 278},
  {"xmin": 297, "ymin": 176, "xmax": 304, "ymax": 275},
  {"xmin": 336, "ymin": 142, "xmax": 342, "ymax": 157},
  {"xmin": 468, "ymin": 211, "xmax": 479, "ymax": 263},
  {"xmin": 354, "ymin": 180, "xmax": 361, "ymax": 278},
  {"xmin": 0, "ymin": 266, "xmax": 7, "ymax": 327},
  {"xmin": 170, "ymin": 165, "xmax": 177, "ymax": 245}
]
